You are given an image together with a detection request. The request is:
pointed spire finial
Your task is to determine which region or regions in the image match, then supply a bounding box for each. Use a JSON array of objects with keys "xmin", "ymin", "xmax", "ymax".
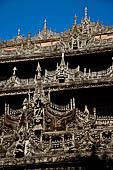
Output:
[
  {"xmin": 78, "ymin": 65, "xmax": 80, "ymax": 71},
  {"xmin": 13, "ymin": 67, "xmax": 17, "ymax": 76},
  {"xmin": 85, "ymin": 7, "xmax": 88, "ymax": 21},
  {"xmin": 84, "ymin": 105, "xmax": 89, "ymax": 115},
  {"xmin": 18, "ymin": 28, "xmax": 20, "ymax": 36},
  {"xmin": 60, "ymin": 53, "xmax": 65, "ymax": 66},
  {"xmin": 36, "ymin": 62, "xmax": 41, "ymax": 79},
  {"xmin": 36, "ymin": 62, "xmax": 41, "ymax": 72},
  {"xmin": 44, "ymin": 19, "xmax": 47, "ymax": 32},
  {"xmin": 28, "ymin": 32, "xmax": 31, "ymax": 40},
  {"xmin": 74, "ymin": 14, "xmax": 77, "ymax": 25}
]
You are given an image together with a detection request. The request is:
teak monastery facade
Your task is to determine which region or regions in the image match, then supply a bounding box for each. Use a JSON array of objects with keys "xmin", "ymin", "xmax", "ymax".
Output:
[{"xmin": 0, "ymin": 7, "xmax": 113, "ymax": 170}]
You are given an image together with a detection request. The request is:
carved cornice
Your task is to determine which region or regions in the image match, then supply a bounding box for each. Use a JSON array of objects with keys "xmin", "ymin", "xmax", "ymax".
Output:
[{"xmin": 0, "ymin": 53, "xmax": 113, "ymax": 96}]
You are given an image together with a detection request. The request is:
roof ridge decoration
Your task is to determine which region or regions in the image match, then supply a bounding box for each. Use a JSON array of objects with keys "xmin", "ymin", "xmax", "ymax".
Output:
[
  {"xmin": 0, "ymin": 54, "xmax": 113, "ymax": 89},
  {"xmin": 0, "ymin": 8, "xmax": 113, "ymax": 59}
]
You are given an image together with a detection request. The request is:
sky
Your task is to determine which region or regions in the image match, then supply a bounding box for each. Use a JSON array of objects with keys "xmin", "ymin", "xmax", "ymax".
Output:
[{"xmin": 0, "ymin": 0, "xmax": 113, "ymax": 41}]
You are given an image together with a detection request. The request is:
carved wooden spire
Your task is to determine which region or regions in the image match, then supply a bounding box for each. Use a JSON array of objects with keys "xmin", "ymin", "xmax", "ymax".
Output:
[
  {"xmin": 28, "ymin": 32, "xmax": 31, "ymax": 40},
  {"xmin": 74, "ymin": 14, "xmax": 77, "ymax": 25},
  {"xmin": 13, "ymin": 67, "xmax": 17, "ymax": 76},
  {"xmin": 44, "ymin": 19, "xmax": 47, "ymax": 32},
  {"xmin": 85, "ymin": 7, "xmax": 88, "ymax": 21},
  {"xmin": 60, "ymin": 53, "xmax": 65, "ymax": 66},
  {"xmin": 37, "ymin": 62, "xmax": 41, "ymax": 72},
  {"xmin": 84, "ymin": 105, "xmax": 89, "ymax": 115},
  {"xmin": 18, "ymin": 28, "xmax": 20, "ymax": 36},
  {"xmin": 36, "ymin": 62, "xmax": 41, "ymax": 79}
]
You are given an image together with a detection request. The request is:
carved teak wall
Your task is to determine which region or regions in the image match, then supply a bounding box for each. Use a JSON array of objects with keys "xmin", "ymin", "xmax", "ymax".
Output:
[{"xmin": 0, "ymin": 7, "xmax": 113, "ymax": 170}]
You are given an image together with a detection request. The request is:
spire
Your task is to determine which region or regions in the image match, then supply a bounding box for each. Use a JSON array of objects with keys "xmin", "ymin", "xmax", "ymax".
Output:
[
  {"xmin": 60, "ymin": 53, "xmax": 65, "ymax": 66},
  {"xmin": 78, "ymin": 65, "xmax": 80, "ymax": 72},
  {"xmin": 84, "ymin": 105, "xmax": 89, "ymax": 115},
  {"xmin": 13, "ymin": 67, "xmax": 17, "ymax": 76},
  {"xmin": 85, "ymin": 7, "xmax": 88, "ymax": 21},
  {"xmin": 28, "ymin": 32, "xmax": 31, "ymax": 40},
  {"xmin": 36, "ymin": 62, "xmax": 41, "ymax": 79},
  {"xmin": 18, "ymin": 28, "xmax": 20, "ymax": 36},
  {"xmin": 74, "ymin": 14, "xmax": 77, "ymax": 25},
  {"xmin": 44, "ymin": 19, "xmax": 47, "ymax": 32},
  {"xmin": 37, "ymin": 62, "xmax": 41, "ymax": 72}
]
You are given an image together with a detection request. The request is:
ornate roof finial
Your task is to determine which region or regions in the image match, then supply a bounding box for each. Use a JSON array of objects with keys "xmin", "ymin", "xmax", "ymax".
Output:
[
  {"xmin": 36, "ymin": 62, "xmax": 41, "ymax": 79},
  {"xmin": 78, "ymin": 65, "xmax": 80, "ymax": 72},
  {"xmin": 37, "ymin": 62, "xmax": 41, "ymax": 71},
  {"xmin": 28, "ymin": 32, "xmax": 31, "ymax": 40},
  {"xmin": 85, "ymin": 7, "xmax": 88, "ymax": 21},
  {"xmin": 18, "ymin": 28, "xmax": 20, "ymax": 36},
  {"xmin": 44, "ymin": 19, "xmax": 47, "ymax": 32},
  {"xmin": 60, "ymin": 53, "xmax": 65, "ymax": 66},
  {"xmin": 13, "ymin": 67, "xmax": 17, "ymax": 76},
  {"xmin": 74, "ymin": 14, "xmax": 77, "ymax": 25},
  {"xmin": 84, "ymin": 105, "xmax": 89, "ymax": 115}
]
